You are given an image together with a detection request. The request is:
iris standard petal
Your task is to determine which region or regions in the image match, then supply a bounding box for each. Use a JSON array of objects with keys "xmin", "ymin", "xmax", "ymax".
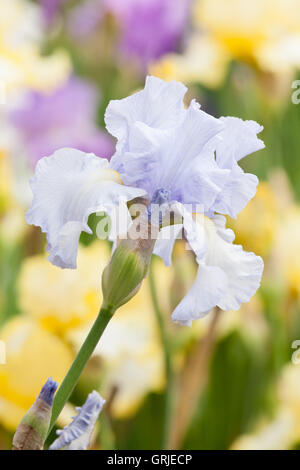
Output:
[
  {"xmin": 172, "ymin": 152, "xmax": 230, "ymax": 211},
  {"xmin": 208, "ymin": 116, "xmax": 264, "ymax": 217},
  {"xmin": 116, "ymin": 100, "xmax": 224, "ymax": 201},
  {"xmin": 160, "ymin": 101, "xmax": 224, "ymax": 191},
  {"xmin": 214, "ymin": 117, "xmax": 265, "ymax": 166},
  {"xmin": 105, "ymin": 75, "xmax": 187, "ymax": 157},
  {"xmin": 26, "ymin": 148, "xmax": 146, "ymax": 269}
]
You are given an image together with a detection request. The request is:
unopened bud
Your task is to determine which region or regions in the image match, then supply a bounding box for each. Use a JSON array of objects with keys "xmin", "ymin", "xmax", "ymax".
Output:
[
  {"xmin": 12, "ymin": 377, "xmax": 58, "ymax": 450},
  {"xmin": 102, "ymin": 215, "xmax": 158, "ymax": 309}
]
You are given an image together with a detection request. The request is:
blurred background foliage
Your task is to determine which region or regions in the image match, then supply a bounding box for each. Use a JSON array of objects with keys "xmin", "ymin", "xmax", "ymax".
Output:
[{"xmin": 1, "ymin": 0, "xmax": 300, "ymax": 450}]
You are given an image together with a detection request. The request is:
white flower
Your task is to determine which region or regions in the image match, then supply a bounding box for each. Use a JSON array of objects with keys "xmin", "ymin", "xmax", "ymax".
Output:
[
  {"xmin": 26, "ymin": 76, "xmax": 265, "ymax": 325},
  {"xmin": 106, "ymin": 76, "xmax": 264, "ymax": 325},
  {"xmin": 26, "ymin": 148, "xmax": 145, "ymax": 269},
  {"xmin": 169, "ymin": 214, "xmax": 264, "ymax": 326},
  {"xmin": 207, "ymin": 117, "xmax": 265, "ymax": 218},
  {"xmin": 105, "ymin": 75, "xmax": 187, "ymax": 159},
  {"xmin": 49, "ymin": 391, "xmax": 105, "ymax": 450}
]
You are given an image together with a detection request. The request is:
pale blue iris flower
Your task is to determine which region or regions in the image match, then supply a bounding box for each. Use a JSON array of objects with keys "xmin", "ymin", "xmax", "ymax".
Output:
[
  {"xmin": 50, "ymin": 391, "xmax": 105, "ymax": 450},
  {"xmin": 26, "ymin": 76, "xmax": 264, "ymax": 326}
]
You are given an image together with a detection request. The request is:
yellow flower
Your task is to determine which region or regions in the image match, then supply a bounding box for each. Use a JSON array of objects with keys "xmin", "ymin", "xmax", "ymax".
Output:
[
  {"xmin": 232, "ymin": 363, "xmax": 300, "ymax": 449},
  {"xmin": 0, "ymin": 316, "xmax": 73, "ymax": 431},
  {"xmin": 152, "ymin": 0, "xmax": 300, "ymax": 87},
  {"xmin": 231, "ymin": 409, "xmax": 296, "ymax": 450},
  {"xmin": 0, "ymin": 206, "xmax": 27, "ymax": 247},
  {"xmin": 271, "ymin": 207, "xmax": 300, "ymax": 298},
  {"xmin": 150, "ymin": 35, "xmax": 230, "ymax": 89},
  {"xmin": 278, "ymin": 364, "xmax": 300, "ymax": 436},
  {"xmin": 0, "ymin": 0, "xmax": 70, "ymax": 95},
  {"xmin": 0, "ymin": 150, "xmax": 12, "ymax": 215},
  {"xmin": 18, "ymin": 241, "xmax": 110, "ymax": 336},
  {"xmin": 195, "ymin": 0, "xmax": 270, "ymax": 64},
  {"xmin": 196, "ymin": 0, "xmax": 300, "ymax": 72},
  {"xmin": 217, "ymin": 294, "xmax": 268, "ymax": 344},
  {"xmin": 0, "ymin": 123, "xmax": 29, "ymax": 247},
  {"xmin": 228, "ymin": 182, "xmax": 278, "ymax": 258}
]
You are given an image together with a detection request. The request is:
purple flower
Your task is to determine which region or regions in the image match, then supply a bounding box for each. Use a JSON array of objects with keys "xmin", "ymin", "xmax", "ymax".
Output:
[
  {"xmin": 67, "ymin": 0, "xmax": 190, "ymax": 67},
  {"xmin": 11, "ymin": 77, "xmax": 114, "ymax": 165},
  {"xmin": 106, "ymin": 0, "xmax": 191, "ymax": 66},
  {"xmin": 67, "ymin": 0, "xmax": 104, "ymax": 38},
  {"xmin": 42, "ymin": 0, "xmax": 67, "ymax": 25}
]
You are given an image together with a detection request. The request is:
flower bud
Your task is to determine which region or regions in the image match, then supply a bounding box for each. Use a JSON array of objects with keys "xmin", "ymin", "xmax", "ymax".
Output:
[
  {"xmin": 12, "ymin": 377, "xmax": 58, "ymax": 450},
  {"xmin": 102, "ymin": 215, "xmax": 158, "ymax": 309}
]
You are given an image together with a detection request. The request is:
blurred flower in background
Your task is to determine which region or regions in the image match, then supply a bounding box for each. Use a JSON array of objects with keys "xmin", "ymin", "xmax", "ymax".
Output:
[
  {"xmin": 271, "ymin": 207, "xmax": 300, "ymax": 300},
  {"xmin": 152, "ymin": 0, "xmax": 300, "ymax": 88},
  {"xmin": 228, "ymin": 182, "xmax": 279, "ymax": 259},
  {"xmin": 0, "ymin": 0, "xmax": 70, "ymax": 95},
  {"xmin": 10, "ymin": 77, "xmax": 114, "ymax": 165},
  {"xmin": 44, "ymin": 0, "xmax": 191, "ymax": 70},
  {"xmin": 232, "ymin": 363, "xmax": 300, "ymax": 450},
  {"xmin": 0, "ymin": 0, "xmax": 73, "ymax": 245},
  {"xmin": 0, "ymin": 317, "xmax": 73, "ymax": 431},
  {"xmin": 151, "ymin": 33, "xmax": 230, "ymax": 89},
  {"xmin": 42, "ymin": 0, "xmax": 68, "ymax": 26},
  {"xmin": 104, "ymin": 0, "xmax": 191, "ymax": 67},
  {"xmin": 0, "ymin": 142, "xmax": 13, "ymax": 218},
  {"xmin": 18, "ymin": 241, "xmax": 109, "ymax": 335}
]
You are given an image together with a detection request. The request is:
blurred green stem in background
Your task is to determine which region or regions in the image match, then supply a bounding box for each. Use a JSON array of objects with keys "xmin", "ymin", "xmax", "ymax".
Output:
[
  {"xmin": 0, "ymin": 242, "xmax": 23, "ymax": 326},
  {"xmin": 149, "ymin": 259, "xmax": 174, "ymax": 450},
  {"xmin": 169, "ymin": 307, "xmax": 221, "ymax": 449},
  {"xmin": 47, "ymin": 305, "xmax": 115, "ymax": 437}
]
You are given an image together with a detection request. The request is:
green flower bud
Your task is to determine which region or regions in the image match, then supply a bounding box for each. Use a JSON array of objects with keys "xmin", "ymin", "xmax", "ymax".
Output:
[
  {"xmin": 12, "ymin": 377, "xmax": 58, "ymax": 450},
  {"xmin": 102, "ymin": 215, "xmax": 158, "ymax": 309}
]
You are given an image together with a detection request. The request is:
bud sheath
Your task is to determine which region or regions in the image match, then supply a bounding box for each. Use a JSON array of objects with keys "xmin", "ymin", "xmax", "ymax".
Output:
[{"xmin": 12, "ymin": 377, "xmax": 58, "ymax": 450}]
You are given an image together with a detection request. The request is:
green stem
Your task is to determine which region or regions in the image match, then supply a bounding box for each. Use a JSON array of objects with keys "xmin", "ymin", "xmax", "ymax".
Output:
[
  {"xmin": 148, "ymin": 261, "xmax": 173, "ymax": 450},
  {"xmin": 47, "ymin": 305, "xmax": 115, "ymax": 437}
]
